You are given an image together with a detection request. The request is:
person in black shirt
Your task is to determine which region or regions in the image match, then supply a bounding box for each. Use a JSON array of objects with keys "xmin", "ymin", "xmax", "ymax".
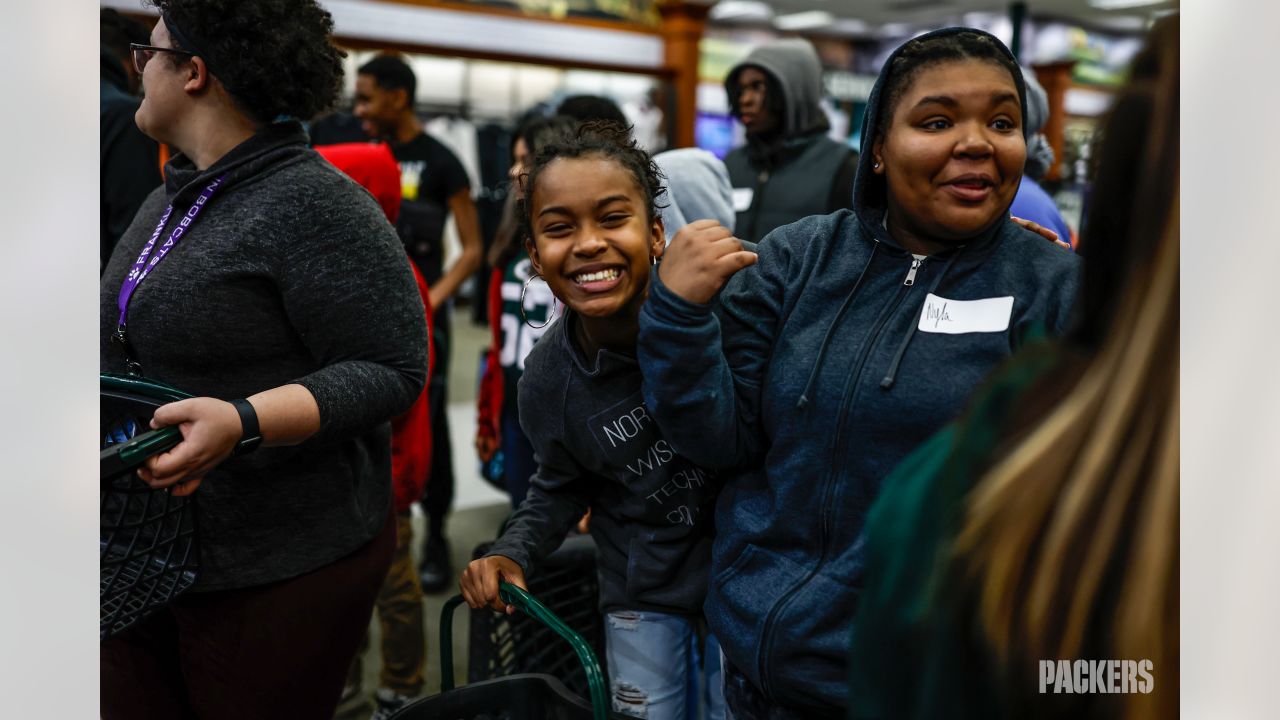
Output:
[{"xmin": 355, "ymin": 53, "xmax": 482, "ymax": 593}]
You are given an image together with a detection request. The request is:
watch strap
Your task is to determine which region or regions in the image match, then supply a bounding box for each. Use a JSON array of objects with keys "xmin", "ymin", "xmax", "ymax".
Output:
[{"xmin": 229, "ymin": 398, "xmax": 262, "ymax": 455}]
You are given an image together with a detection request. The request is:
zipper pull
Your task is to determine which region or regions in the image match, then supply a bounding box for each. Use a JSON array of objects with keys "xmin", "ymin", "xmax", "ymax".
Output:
[
  {"xmin": 904, "ymin": 257, "xmax": 922, "ymax": 286},
  {"xmin": 758, "ymin": 170, "xmax": 769, "ymax": 183}
]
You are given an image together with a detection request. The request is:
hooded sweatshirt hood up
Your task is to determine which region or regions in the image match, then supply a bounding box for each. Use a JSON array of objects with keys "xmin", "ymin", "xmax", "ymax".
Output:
[
  {"xmin": 654, "ymin": 148, "xmax": 736, "ymax": 243},
  {"xmin": 852, "ymin": 27, "xmax": 1031, "ymax": 248},
  {"xmin": 638, "ymin": 27, "xmax": 1079, "ymax": 713},
  {"xmin": 726, "ymin": 38, "xmax": 831, "ymax": 139},
  {"xmin": 721, "ymin": 38, "xmax": 857, "ymax": 243}
]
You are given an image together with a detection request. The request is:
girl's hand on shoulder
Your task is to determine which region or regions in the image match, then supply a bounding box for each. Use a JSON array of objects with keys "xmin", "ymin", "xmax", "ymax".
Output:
[
  {"xmin": 460, "ymin": 555, "xmax": 527, "ymax": 614},
  {"xmin": 659, "ymin": 219, "xmax": 758, "ymax": 305},
  {"xmin": 1010, "ymin": 215, "xmax": 1071, "ymax": 250},
  {"xmin": 136, "ymin": 397, "xmax": 243, "ymax": 496}
]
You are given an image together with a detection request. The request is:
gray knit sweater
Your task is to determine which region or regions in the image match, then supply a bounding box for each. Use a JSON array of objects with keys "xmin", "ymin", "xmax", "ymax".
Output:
[{"xmin": 100, "ymin": 122, "xmax": 428, "ymax": 591}]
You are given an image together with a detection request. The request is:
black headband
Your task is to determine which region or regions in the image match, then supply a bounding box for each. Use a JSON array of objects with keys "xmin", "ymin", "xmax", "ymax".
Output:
[{"xmin": 161, "ymin": 11, "xmax": 230, "ymax": 94}]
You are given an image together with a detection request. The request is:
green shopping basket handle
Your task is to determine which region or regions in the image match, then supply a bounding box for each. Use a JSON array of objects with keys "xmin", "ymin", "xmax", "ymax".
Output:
[
  {"xmin": 101, "ymin": 372, "xmax": 193, "ymax": 403},
  {"xmin": 440, "ymin": 581, "xmax": 610, "ymax": 720},
  {"xmin": 101, "ymin": 426, "xmax": 183, "ymax": 482}
]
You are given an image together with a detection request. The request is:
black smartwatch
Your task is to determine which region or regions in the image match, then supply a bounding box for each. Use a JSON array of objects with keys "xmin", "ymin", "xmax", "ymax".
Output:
[{"xmin": 229, "ymin": 398, "xmax": 263, "ymax": 456}]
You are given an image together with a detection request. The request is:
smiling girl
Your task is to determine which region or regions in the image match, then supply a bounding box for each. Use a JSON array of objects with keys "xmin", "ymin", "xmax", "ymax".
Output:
[{"xmin": 460, "ymin": 122, "xmax": 733, "ymax": 720}]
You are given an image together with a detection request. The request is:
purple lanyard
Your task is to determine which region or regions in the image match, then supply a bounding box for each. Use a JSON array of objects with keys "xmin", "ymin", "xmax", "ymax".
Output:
[{"xmin": 115, "ymin": 174, "xmax": 227, "ymax": 330}]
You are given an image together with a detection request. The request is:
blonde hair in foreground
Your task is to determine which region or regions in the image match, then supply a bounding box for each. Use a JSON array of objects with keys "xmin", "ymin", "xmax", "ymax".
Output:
[{"xmin": 954, "ymin": 16, "xmax": 1179, "ymax": 720}]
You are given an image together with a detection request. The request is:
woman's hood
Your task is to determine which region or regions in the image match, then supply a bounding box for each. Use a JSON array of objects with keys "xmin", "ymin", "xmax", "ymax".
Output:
[{"xmin": 852, "ymin": 27, "xmax": 1031, "ymax": 247}]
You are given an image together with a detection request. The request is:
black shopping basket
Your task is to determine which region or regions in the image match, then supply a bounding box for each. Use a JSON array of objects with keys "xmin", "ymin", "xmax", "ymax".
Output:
[
  {"xmin": 468, "ymin": 535, "xmax": 606, "ymax": 701},
  {"xmin": 100, "ymin": 373, "xmax": 197, "ymax": 641},
  {"xmin": 391, "ymin": 582, "xmax": 614, "ymax": 720}
]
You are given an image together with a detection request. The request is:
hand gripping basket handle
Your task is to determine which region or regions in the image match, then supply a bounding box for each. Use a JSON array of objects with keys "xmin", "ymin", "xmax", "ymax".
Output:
[
  {"xmin": 440, "ymin": 581, "xmax": 610, "ymax": 720},
  {"xmin": 100, "ymin": 426, "xmax": 183, "ymax": 481}
]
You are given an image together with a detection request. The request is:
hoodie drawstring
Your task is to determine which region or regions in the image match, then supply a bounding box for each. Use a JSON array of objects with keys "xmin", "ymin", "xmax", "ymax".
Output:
[
  {"xmin": 797, "ymin": 241, "xmax": 879, "ymax": 410},
  {"xmin": 879, "ymin": 247, "xmax": 966, "ymax": 390}
]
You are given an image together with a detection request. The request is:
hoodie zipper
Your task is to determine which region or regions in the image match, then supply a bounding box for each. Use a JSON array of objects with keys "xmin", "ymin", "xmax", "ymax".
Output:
[
  {"xmin": 904, "ymin": 257, "xmax": 922, "ymax": 286},
  {"xmin": 755, "ymin": 254, "xmax": 921, "ymax": 696}
]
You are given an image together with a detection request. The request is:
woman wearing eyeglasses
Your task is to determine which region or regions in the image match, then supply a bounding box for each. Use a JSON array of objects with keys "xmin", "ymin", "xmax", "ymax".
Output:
[{"xmin": 99, "ymin": 2, "xmax": 428, "ymax": 718}]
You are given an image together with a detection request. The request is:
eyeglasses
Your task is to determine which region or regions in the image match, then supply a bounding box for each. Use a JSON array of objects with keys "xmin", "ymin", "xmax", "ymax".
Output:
[{"xmin": 129, "ymin": 43, "xmax": 195, "ymax": 75}]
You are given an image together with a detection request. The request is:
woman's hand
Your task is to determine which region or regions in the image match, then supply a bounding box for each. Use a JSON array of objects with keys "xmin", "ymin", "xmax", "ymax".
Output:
[
  {"xmin": 137, "ymin": 397, "xmax": 243, "ymax": 497},
  {"xmin": 1010, "ymin": 215, "xmax": 1072, "ymax": 250},
  {"xmin": 658, "ymin": 220, "xmax": 758, "ymax": 305},
  {"xmin": 460, "ymin": 555, "xmax": 527, "ymax": 614}
]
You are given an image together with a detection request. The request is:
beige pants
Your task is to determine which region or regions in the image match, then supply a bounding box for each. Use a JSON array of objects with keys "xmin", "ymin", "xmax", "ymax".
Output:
[{"xmin": 347, "ymin": 510, "xmax": 426, "ymax": 696}]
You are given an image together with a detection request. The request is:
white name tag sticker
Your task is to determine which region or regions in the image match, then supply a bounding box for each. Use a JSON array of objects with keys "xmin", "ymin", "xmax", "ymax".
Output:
[
  {"xmin": 917, "ymin": 293, "xmax": 1014, "ymax": 334},
  {"xmin": 731, "ymin": 188, "xmax": 754, "ymax": 212}
]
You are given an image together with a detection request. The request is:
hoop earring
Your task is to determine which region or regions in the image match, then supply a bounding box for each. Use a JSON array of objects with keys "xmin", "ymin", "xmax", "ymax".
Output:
[{"xmin": 520, "ymin": 273, "xmax": 558, "ymax": 329}]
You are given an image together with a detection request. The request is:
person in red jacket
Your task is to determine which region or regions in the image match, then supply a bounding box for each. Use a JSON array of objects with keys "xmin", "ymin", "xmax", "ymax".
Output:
[{"xmin": 316, "ymin": 141, "xmax": 434, "ymax": 719}]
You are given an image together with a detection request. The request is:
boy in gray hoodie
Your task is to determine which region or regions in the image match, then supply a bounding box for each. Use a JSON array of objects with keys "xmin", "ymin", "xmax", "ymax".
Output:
[{"xmin": 723, "ymin": 38, "xmax": 859, "ymax": 244}]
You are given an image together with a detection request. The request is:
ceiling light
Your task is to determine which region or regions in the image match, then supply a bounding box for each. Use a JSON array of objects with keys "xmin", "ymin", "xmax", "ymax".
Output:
[
  {"xmin": 774, "ymin": 11, "xmax": 834, "ymax": 31},
  {"xmin": 1087, "ymin": 0, "xmax": 1166, "ymax": 9},
  {"xmin": 710, "ymin": 1, "xmax": 774, "ymax": 22}
]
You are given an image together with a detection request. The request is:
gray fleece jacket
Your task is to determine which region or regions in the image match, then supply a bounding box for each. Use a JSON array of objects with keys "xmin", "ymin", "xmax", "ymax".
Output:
[
  {"xmin": 486, "ymin": 312, "xmax": 717, "ymax": 616},
  {"xmin": 100, "ymin": 121, "xmax": 428, "ymax": 591},
  {"xmin": 654, "ymin": 147, "xmax": 736, "ymax": 244}
]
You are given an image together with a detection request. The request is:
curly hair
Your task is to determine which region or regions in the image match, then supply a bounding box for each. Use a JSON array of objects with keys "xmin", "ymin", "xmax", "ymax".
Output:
[
  {"xmin": 517, "ymin": 121, "xmax": 667, "ymax": 246},
  {"xmin": 149, "ymin": 0, "xmax": 345, "ymax": 124},
  {"xmin": 877, "ymin": 30, "xmax": 1023, "ymax": 138}
]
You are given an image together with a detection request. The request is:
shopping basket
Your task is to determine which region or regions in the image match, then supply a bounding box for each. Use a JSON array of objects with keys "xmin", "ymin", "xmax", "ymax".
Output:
[
  {"xmin": 100, "ymin": 373, "xmax": 197, "ymax": 641},
  {"xmin": 468, "ymin": 535, "xmax": 606, "ymax": 701},
  {"xmin": 390, "ymin": 581, "xmax": 614, "ymax": 720}
]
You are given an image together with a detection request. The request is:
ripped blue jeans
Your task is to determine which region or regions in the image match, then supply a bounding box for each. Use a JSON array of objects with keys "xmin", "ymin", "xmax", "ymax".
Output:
[{"xmin": 605, "ymin": 610, "xmax": 725, "ymax": 720}]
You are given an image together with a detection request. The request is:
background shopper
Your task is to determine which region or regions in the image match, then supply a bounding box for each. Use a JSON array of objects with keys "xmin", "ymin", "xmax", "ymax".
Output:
[
  {"xmin": 723, "ymin": 38, "xmax": 859, "ymax": 244},
  {"xmin": 354, "ymin": 53, "xmax": 483, "ymax": 593}
]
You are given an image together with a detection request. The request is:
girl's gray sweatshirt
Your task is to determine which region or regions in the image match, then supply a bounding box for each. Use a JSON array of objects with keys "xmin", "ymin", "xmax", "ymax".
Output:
[{"xmin": 486, "ymin": 312, "xmax": 717, "ymax": 615}]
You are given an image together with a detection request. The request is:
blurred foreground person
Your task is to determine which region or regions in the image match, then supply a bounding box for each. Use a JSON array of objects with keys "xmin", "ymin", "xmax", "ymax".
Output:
[
  {"xmin": 847, "ymin": 16, "xmax": 1179, "ymax": 720},
  {"xmin": 99, "ymin": 2, "xmax": 428, "ymax": 717}
]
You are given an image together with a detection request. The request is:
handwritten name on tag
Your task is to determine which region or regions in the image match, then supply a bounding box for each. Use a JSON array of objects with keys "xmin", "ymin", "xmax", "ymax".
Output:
[
  {"xmin": 731, "ymin": 188, "xmax": 754, "ymax": 212},
  {"xmin": 917, "ymin": 293, "xmax": 1014, "ymax": 334}
]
